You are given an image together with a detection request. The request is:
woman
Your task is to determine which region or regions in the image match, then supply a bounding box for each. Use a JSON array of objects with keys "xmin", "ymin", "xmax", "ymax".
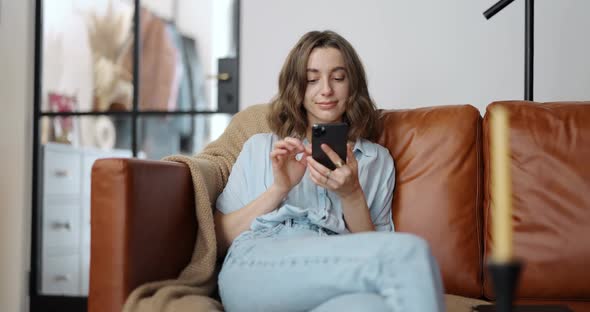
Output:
[{"xmin": 214, "ymin": 30, "xmax": 444, "ymax": 312}]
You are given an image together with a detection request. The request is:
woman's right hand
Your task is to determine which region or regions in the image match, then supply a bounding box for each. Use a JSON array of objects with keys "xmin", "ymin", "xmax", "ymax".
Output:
[{"xmin": 270, "ymin": 137, "xmax": 310, "ymax": 194}]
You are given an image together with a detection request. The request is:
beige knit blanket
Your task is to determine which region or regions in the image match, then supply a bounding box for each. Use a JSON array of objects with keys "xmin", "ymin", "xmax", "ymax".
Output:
[{"xmin": 122, "ymin": 104, "xmax": 271, "ymax": 312}]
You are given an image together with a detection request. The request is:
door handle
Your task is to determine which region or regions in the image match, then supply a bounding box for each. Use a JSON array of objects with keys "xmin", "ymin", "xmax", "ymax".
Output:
[{"xmin": 207, "ymin": 73, "xmax": 231, "ymax": 81}]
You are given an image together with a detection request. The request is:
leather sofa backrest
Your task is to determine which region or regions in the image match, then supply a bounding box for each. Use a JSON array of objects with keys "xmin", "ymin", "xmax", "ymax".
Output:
[
  {"xmin": 483, "ymin": 101, "xmax": 590, "ymax": 300},
  {"xmin": 378, "ymin": 105, "xmax": 484, "ymax": 298}
]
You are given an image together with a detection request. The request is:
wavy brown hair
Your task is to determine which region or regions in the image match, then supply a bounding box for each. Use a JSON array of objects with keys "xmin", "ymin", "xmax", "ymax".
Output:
[{"xmin": 267, "ymin": 30, "xmax": 380, "ymax": 141}]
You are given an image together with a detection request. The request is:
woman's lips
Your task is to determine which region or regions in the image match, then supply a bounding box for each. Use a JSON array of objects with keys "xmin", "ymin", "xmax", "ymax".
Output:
[{"xmin": 316, "ymin": 101, "xmax": 337, "ymax": 109}]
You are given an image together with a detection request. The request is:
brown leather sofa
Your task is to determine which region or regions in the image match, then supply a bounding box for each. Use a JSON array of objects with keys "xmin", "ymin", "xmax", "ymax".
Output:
[{"xmin": 89, "ymin": 101, "xmax": 590, "ymax": 312}]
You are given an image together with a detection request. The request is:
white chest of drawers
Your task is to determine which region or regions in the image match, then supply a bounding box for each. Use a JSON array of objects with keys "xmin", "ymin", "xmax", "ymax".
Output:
[{"xmin": 40, "ymin": 142, "xmax": 132, "ymax": 296}]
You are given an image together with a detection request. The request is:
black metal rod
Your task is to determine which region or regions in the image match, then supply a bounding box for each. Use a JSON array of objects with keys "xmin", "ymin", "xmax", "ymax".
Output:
[
  {"xmin": 525, "ymin": 0, "xmax": 534, "ymax": 101},
  {"xmin": 484, "ymin": 0, "xmax": 535, "ymax": 101},
  {"xmin": 30, "ymin": 0, "xmax": 42, "ymax": 298},
  {"xmin": 132, "ymin": 0, "xmax": 140, "ymax": 157},
  {"xmin": 483, "ymin": 0, "xmax": 516, "ymax": 19}
]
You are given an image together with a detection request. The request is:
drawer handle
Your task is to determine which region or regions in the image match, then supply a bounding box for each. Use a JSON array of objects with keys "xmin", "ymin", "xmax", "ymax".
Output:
[
  {"xmin": 52, "ymin": 221, "xmax": 71, "ymax": 231},
  {"xmin": 54, "ymin": 274, "xmax": 71, "ymax": 282},
  {"xmin": 54, "ymin": 169, "xmax": 70, "ymax": 178}
]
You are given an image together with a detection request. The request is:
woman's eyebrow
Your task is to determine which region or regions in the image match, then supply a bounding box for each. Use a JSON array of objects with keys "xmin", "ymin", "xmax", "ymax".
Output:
[{"xmin": 306, "ymin": 67, "xmax": 347, "ymax": 73}]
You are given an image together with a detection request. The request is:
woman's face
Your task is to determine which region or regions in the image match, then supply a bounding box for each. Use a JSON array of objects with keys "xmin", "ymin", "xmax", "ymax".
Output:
[{"xmin": 303, "ymin": 47, "xmax": 349, "ymax": 127}]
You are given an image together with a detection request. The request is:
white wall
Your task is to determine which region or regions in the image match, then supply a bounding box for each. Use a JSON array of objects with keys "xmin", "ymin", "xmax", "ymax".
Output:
[
  {"xmin": 535, "ymin": 0, "xmax": 590, "ymax": 101},
  {"xmin": 0, "ymin": 0, "xmax": 34, "ymax": 311},
  {"xmin": 240, "ymin": 0, "xmax": 590, "ymax": 112}
]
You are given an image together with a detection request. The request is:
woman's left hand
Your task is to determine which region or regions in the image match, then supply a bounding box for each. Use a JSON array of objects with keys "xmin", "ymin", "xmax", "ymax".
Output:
[{"xmin": 306, "ymin": 143, "xmax": 361, "ymax": 198}]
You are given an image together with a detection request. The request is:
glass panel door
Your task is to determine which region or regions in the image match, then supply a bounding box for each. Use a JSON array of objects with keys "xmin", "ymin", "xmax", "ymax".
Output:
[{"xmin": 33, "ymin": 1, "xmax": 239, "ymax": 308}]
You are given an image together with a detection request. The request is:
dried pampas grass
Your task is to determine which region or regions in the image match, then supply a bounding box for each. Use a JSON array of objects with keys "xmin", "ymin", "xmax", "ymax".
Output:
[{"xmin": 86, "ymin": 0, "xmax": 133, "ymax": 111}]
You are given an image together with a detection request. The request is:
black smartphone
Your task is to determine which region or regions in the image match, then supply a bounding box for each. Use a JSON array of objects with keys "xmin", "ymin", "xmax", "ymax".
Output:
[{"xmin": 312, "ymin": 122, "xmax": 349, "ymax": 170}]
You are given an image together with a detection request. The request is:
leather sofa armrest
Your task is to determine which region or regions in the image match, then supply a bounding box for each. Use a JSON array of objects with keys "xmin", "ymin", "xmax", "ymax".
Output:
[{"xmin": 89, "ymin": 158, "xmax": 196, "ymax": 312}]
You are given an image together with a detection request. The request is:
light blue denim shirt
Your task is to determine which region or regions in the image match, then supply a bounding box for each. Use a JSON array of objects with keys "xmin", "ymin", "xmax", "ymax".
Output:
[{"xmin": 216, "ymin": 133, "xmax": 395, "ymax": 234}]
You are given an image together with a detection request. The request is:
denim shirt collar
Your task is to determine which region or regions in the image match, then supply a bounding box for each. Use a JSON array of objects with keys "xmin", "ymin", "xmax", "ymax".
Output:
[{"xmin": 353, "ymin": 138, "xmax": 376, "ymax": 157}]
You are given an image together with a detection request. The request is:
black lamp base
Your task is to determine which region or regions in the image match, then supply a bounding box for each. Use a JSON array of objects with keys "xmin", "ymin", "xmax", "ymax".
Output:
[
  {"xmin": 475, "ymin": 260, "xmax": 572, "ymax": 311},
  {"xmin": 488, "ymin": 260, "xmax": 523, "ymax": 312},
  {"xmin": 473, "ymin": 304, "xmax": 572, "ymax": 312}
]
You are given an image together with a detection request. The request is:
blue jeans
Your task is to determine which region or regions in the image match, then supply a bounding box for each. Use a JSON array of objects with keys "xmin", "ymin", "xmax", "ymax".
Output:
[{"xmin": 218, "ymin": 219, "xmax": 445, "ymax": 312}]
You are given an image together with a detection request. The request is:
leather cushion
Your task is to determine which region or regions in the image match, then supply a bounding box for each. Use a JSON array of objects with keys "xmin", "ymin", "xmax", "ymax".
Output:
[
  {"xmin": 483, "ymin": 101, "xmax": 590, "ymax": 300},
  {"xmin": 378, "ymin": 105, "xmax": 484, "ymax": 298}
]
